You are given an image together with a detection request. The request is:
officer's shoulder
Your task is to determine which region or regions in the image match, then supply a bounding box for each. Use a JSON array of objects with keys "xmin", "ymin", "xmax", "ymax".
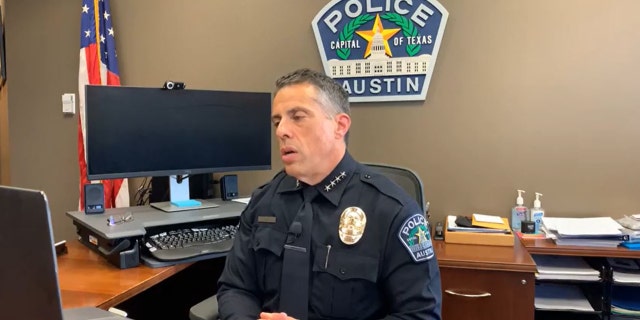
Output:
[
  {"xmin": 357, "ymin": 164, "xmax": 410, "ymax": 205},
  {"xmin": 248, "ymin": 170, "xmax": 286, "ymax": 199}
]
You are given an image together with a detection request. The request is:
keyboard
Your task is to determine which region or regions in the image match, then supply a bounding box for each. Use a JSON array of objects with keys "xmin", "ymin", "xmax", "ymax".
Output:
[{"xmin": 144, "ymin": 223, "xmax": 238, "ymax": 261}]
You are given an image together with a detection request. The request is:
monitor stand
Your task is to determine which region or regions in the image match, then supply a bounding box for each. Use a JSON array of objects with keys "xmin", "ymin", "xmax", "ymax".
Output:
[{"xmin": 150, "ymin": 175, "xmax": 219, "ymax": 212}]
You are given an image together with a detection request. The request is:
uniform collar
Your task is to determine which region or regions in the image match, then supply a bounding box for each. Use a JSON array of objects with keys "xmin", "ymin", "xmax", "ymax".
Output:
[
  {"xmin": 276, "ymin": 174, "xmax": 300, "ymax": 193},
  {"xmin": 275, "ymin": 152, "xmax": 357, "ymax": 206},
  {"xmin": 315, "ymin": 152, "xmax": 357, "ymax": 206}
]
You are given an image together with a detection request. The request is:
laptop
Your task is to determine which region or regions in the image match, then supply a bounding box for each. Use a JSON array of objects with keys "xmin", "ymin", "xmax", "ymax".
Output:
[{"xmin": 0, "ymin": 185, "xmax": 131, "ymax": 320}]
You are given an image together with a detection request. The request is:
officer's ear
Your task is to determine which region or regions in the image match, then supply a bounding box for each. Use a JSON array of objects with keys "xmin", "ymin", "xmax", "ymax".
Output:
[{"xmin": 334, "ymin": 113, "xmax": 351, "ymax": 141}]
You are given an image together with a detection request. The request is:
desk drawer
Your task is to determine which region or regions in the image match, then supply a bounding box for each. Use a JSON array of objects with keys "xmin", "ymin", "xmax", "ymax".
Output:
[{"xmin": 441, "ymin": 267, "xmax": 534, "ymax": 320}]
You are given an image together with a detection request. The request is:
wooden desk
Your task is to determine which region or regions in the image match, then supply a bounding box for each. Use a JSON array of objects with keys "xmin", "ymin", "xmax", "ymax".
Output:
[
  {"xmin": 435, "ymin": 239, "xmax": 537, "ymax": 320},
  {"xmin": 521, "ymin": 238, "xmax": 640, "ymax": 258},
  {"xmin": 58, "ymin": 241, "xmax": 193, "ymax": 309},
  {"xmin": 521, "ymin": 237, "xmax": 640, "ymax": 319}
]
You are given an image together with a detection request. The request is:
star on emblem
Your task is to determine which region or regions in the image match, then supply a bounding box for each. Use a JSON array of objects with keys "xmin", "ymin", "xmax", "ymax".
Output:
[
  {"xmin": 416, "ymin": 228, "xmax": 428, "ymax": 243},
  {"xmin": 355, "ymin": 14, "xmax": 400, "ymax": 58}
]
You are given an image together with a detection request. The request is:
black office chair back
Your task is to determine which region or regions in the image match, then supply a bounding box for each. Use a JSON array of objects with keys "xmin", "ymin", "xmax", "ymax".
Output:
[{"xmin": 363, "ymin": 163, "xmax": 428, "ymax": 218}]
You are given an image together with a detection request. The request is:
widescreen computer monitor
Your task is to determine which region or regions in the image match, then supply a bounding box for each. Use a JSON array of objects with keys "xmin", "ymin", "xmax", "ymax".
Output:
[{"xmin": 84, "ymin": 85, "xmax": 272, "ymax": 212}]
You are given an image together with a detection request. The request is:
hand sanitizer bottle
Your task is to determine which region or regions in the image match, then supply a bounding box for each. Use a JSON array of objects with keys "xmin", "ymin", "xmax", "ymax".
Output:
[
  {"xmin": 531, "ymin": 192, "xmax": 545, "ymax": 234},
  {"xmin": 511, "ymin": 189, "xmax": 529, "ymax": 231}
]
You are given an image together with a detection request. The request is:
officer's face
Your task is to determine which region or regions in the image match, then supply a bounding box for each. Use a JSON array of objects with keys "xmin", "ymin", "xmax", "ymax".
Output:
[{"xmin": 272, "ymin": 83, "xmax": 350, "ymax": 185}]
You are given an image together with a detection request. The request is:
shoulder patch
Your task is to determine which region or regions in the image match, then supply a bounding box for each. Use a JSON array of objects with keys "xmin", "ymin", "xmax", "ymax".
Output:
[{"xmin": 398, "ymin": 213, "xmax": 434, "ymax": 262}]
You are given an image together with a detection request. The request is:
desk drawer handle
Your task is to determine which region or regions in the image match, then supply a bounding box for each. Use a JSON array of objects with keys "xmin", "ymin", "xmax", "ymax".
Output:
[{"xmin": 444, "ymin": 290, "xmax": 492, "ymax": 298}]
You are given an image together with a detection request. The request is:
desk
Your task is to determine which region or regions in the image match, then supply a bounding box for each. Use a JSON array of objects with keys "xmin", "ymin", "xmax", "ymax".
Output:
[
  {"xmin": 521, "ymin": 238, "xmax": 640, "ymax": 258},
  {"xmin": 58, "ymin": 241, "xmax": 193, "ymax": 309},
  {"xmin": 435, "ymin": 239, "xmax": 536, "ymax": 320},
  {"xmin": 522, "ymin": 237, "xmax": 640, "ymax": 319}
]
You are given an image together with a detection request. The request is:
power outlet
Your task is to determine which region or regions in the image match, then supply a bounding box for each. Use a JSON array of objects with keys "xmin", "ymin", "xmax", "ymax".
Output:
[{"xmin": 62, "ymin": 93, "xmax": 76, "ymax": 115}]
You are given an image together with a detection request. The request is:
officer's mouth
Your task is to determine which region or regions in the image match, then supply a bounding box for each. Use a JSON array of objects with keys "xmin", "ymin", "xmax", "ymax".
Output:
[{"xmin": 280, "ymin": 147, "xmax": 298, "ymax": 163}]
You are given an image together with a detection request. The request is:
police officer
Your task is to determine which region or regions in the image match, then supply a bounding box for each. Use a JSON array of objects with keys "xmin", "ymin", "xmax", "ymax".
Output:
[{"xmin": 217, "ymin": 68, "xmax": 442, "ymax": 320}]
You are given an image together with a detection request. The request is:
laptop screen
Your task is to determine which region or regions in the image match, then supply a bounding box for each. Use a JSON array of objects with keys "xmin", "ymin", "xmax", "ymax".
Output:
[{"xmin": 0, "ymin": 186, "xmax": 65, "ymax": 320}]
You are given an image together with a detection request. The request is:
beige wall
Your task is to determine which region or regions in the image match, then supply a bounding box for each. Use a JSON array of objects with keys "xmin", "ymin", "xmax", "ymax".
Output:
[
  {"xmin": 6, "ymin": 0, "xmax": 640, "ymax": 242},
  {"xmin": 0, "ymin": 0, "xmax": 8, "ymax": 185},
  {"xmin": 0, "ymin": 86, "xmax": 8, "ymax": 186}
]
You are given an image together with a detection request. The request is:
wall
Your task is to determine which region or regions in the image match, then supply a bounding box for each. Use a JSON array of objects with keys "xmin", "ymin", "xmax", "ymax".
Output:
[
  {"xmin": 0, "ymin": 0, "xmax": 8, "ymax": 185},
  {"xmin": 6, "ymin": 0, "xmax": 640, "ymax": 242},
  {"xmin": 0, "ymin": 85, "xmax": 7, "ymax": 186},
  {"xmin": 6, "ymin": 0, "xmax": 80, "ymax": 240}
]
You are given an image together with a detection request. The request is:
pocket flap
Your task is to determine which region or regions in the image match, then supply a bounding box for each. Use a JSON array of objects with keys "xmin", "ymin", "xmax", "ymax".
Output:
[
  {"xmin": 314, "ymin": 248, "xmax": 378, "ymax": 282},
  {"xmin": 252, "ymin": 226, "xmax": 286, "ymax": 257}
]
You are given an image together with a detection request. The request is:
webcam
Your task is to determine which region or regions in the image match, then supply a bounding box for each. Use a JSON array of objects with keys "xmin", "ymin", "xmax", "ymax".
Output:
[{"xmin": 162, "ymin": 81, "xmax": 185, "ymax": 90}]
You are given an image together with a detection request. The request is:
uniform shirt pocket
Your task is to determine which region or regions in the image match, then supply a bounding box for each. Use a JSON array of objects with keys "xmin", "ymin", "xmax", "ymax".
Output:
[
  {"xmin": 252, "ymin": 226, "xmax": 285, "ymax": 256},
  {"xmin": 311, "ymin": 247, "xmax": 380, "ymax": 319},
  {"xmin": 252, "ymin": 226, "xmax": 286, "ymax": 294}
]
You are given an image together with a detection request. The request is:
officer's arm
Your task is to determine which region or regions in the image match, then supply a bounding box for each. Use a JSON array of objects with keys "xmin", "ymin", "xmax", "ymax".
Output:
[
  {"xmin": 217, "ymin": 204, "xmax": 262, "ymax": 319},
  {"xmin": 381, "ymin": 210, "xmax": 442, "ymax": 320}
]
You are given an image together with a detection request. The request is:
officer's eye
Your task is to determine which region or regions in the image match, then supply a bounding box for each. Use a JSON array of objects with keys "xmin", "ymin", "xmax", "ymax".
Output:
[{"xmin": 291, "ymin": 112, "xmax": 305, "ymax": 122}]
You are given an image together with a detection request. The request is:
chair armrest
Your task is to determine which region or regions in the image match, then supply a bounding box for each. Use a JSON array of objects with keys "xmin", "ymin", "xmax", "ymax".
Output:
[{"xmin": 189, "ymin": 295, "xmax": 219, "ymax": 320}]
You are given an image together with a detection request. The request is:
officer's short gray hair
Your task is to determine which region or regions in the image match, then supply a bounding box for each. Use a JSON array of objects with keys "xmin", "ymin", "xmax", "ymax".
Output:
[{"xmin": 275, "ymin": 68, "xmax": 350, "ymax": 118}]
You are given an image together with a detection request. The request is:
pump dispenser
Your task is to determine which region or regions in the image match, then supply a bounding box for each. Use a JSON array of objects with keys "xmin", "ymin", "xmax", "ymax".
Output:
[
  {"xmin": 531, "ymin": 192, "xmax": 545, "ymax": 233},
  {"xmin": 511, "ymin": 189, "xmax": 529, "ymax": 230}
]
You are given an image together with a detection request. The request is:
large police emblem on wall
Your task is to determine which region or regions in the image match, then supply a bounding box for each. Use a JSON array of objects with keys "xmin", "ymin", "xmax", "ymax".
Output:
[{"xmin": 312, "ymin": 0, "xmax": 448, "ymax": 102}]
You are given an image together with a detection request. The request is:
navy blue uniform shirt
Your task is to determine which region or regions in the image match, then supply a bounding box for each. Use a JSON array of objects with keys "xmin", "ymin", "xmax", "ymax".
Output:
[{"xmin": 217, "ymin": 153, "xmax": 442, "ymax": 320}]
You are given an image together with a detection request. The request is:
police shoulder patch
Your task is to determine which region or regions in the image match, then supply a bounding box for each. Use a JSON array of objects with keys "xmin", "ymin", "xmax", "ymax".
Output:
[{"xmin": 398, "ymin": 213, "xmax": 434, "ymax": 262}]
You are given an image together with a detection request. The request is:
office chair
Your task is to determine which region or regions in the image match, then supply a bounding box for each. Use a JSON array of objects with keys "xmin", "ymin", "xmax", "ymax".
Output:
[
  {"xmin": 188, "ymin": 163, "xmax": 427, "ymax": 320},
  {"xmin": 362, "ymin": 163, "xmax": 428, "ymax": 217}
]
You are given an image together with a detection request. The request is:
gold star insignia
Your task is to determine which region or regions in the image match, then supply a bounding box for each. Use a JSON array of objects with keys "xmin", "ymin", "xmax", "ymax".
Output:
[
  {"xmin": 355, "ymin": 14, "xmax": 400, "ymax": 58},
  {"xmin": 416, "ymin": 228, "xmax": 428, "ymax": 243}
]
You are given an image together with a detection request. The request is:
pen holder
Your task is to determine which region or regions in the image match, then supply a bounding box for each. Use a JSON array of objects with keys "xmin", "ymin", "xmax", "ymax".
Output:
[{"xmin": 521, "ymin": 220, "xmax": 535, "ymax": 234}]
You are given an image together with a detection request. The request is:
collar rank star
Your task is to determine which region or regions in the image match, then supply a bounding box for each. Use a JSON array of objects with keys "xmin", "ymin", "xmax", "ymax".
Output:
[
  {"xmin": 339, "ymin": 207, "xmax": 367, "ymax": 245},
  {"xmin": 398, "ymin": 213, "xmax": 434, "ymax": 262},
  {"xmin": 324, "ymin": 171, "xmax": 347, "ymax": 192}
]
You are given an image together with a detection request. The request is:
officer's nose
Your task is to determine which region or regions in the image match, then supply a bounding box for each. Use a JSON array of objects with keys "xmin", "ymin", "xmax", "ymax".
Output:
[{"xmin": 275, "ymin": 119, "xmax": 291, "ymax": 140}]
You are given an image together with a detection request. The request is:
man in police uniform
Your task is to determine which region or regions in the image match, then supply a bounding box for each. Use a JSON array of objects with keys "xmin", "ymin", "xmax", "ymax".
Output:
[{"xmin": 217, "ymin": 68, "xmax": 441, "ymax": 320}]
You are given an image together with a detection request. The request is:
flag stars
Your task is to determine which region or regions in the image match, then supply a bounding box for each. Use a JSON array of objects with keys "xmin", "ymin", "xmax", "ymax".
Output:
[
  {"xmin": 84, "ymin": 29, "xmax": 91, "ymax": 38},
  {"xmin": 100, "ymin": 34, "xmax": 105, "ymax": 43},
  {"xmin": 108, "ymin": 28, "xmax": 114, "ymax": 36},
  {"xmin": 104, "ymin": 11, "xmax": 110, "ymax": 20},
  {"xmin": 82, "ymin": 4, "xmax": 89, "ymax": 13}
]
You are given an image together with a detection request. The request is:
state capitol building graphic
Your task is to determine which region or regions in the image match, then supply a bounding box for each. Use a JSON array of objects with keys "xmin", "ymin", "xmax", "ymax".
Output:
[{"xmin": 328, "ymin": 26, "xmax": 430, "ymax": 79}]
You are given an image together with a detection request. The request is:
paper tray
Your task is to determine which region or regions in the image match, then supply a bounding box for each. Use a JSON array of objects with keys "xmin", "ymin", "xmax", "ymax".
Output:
[{"xmin": 444, "ymin": 220, "xmax": 514, "ymax": 246}]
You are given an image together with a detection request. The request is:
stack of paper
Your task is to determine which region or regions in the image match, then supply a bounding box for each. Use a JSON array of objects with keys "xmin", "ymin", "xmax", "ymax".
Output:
[
  {"xmin": 532, "ymin": 255, "xmax": 600, "ymax": 281},
  {"xmin": 542, "ymin": 217, "xmax": 626, "ymax": 247},
  {"xmin": 471, "ymin": 213, "xmax": 511, "ymax": 230},
  {"xmin": 609, "ymin": 258, "xmax": 640, "ymax": 284},
  {"xmin": 534, "ymin": 283, "xmax": 595, "ymax": 312}
]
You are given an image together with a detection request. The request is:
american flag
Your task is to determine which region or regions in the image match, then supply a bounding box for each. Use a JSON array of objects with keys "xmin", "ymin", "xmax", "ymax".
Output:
[{"xmin": 78, "ymin": 0, "xmax": 129, "ymax": 209}]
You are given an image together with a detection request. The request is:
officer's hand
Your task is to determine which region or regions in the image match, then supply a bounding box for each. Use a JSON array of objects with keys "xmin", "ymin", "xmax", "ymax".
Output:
[{"xmin": 258, "ymin": 312, "xmax": 296, "ymax": 320}]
